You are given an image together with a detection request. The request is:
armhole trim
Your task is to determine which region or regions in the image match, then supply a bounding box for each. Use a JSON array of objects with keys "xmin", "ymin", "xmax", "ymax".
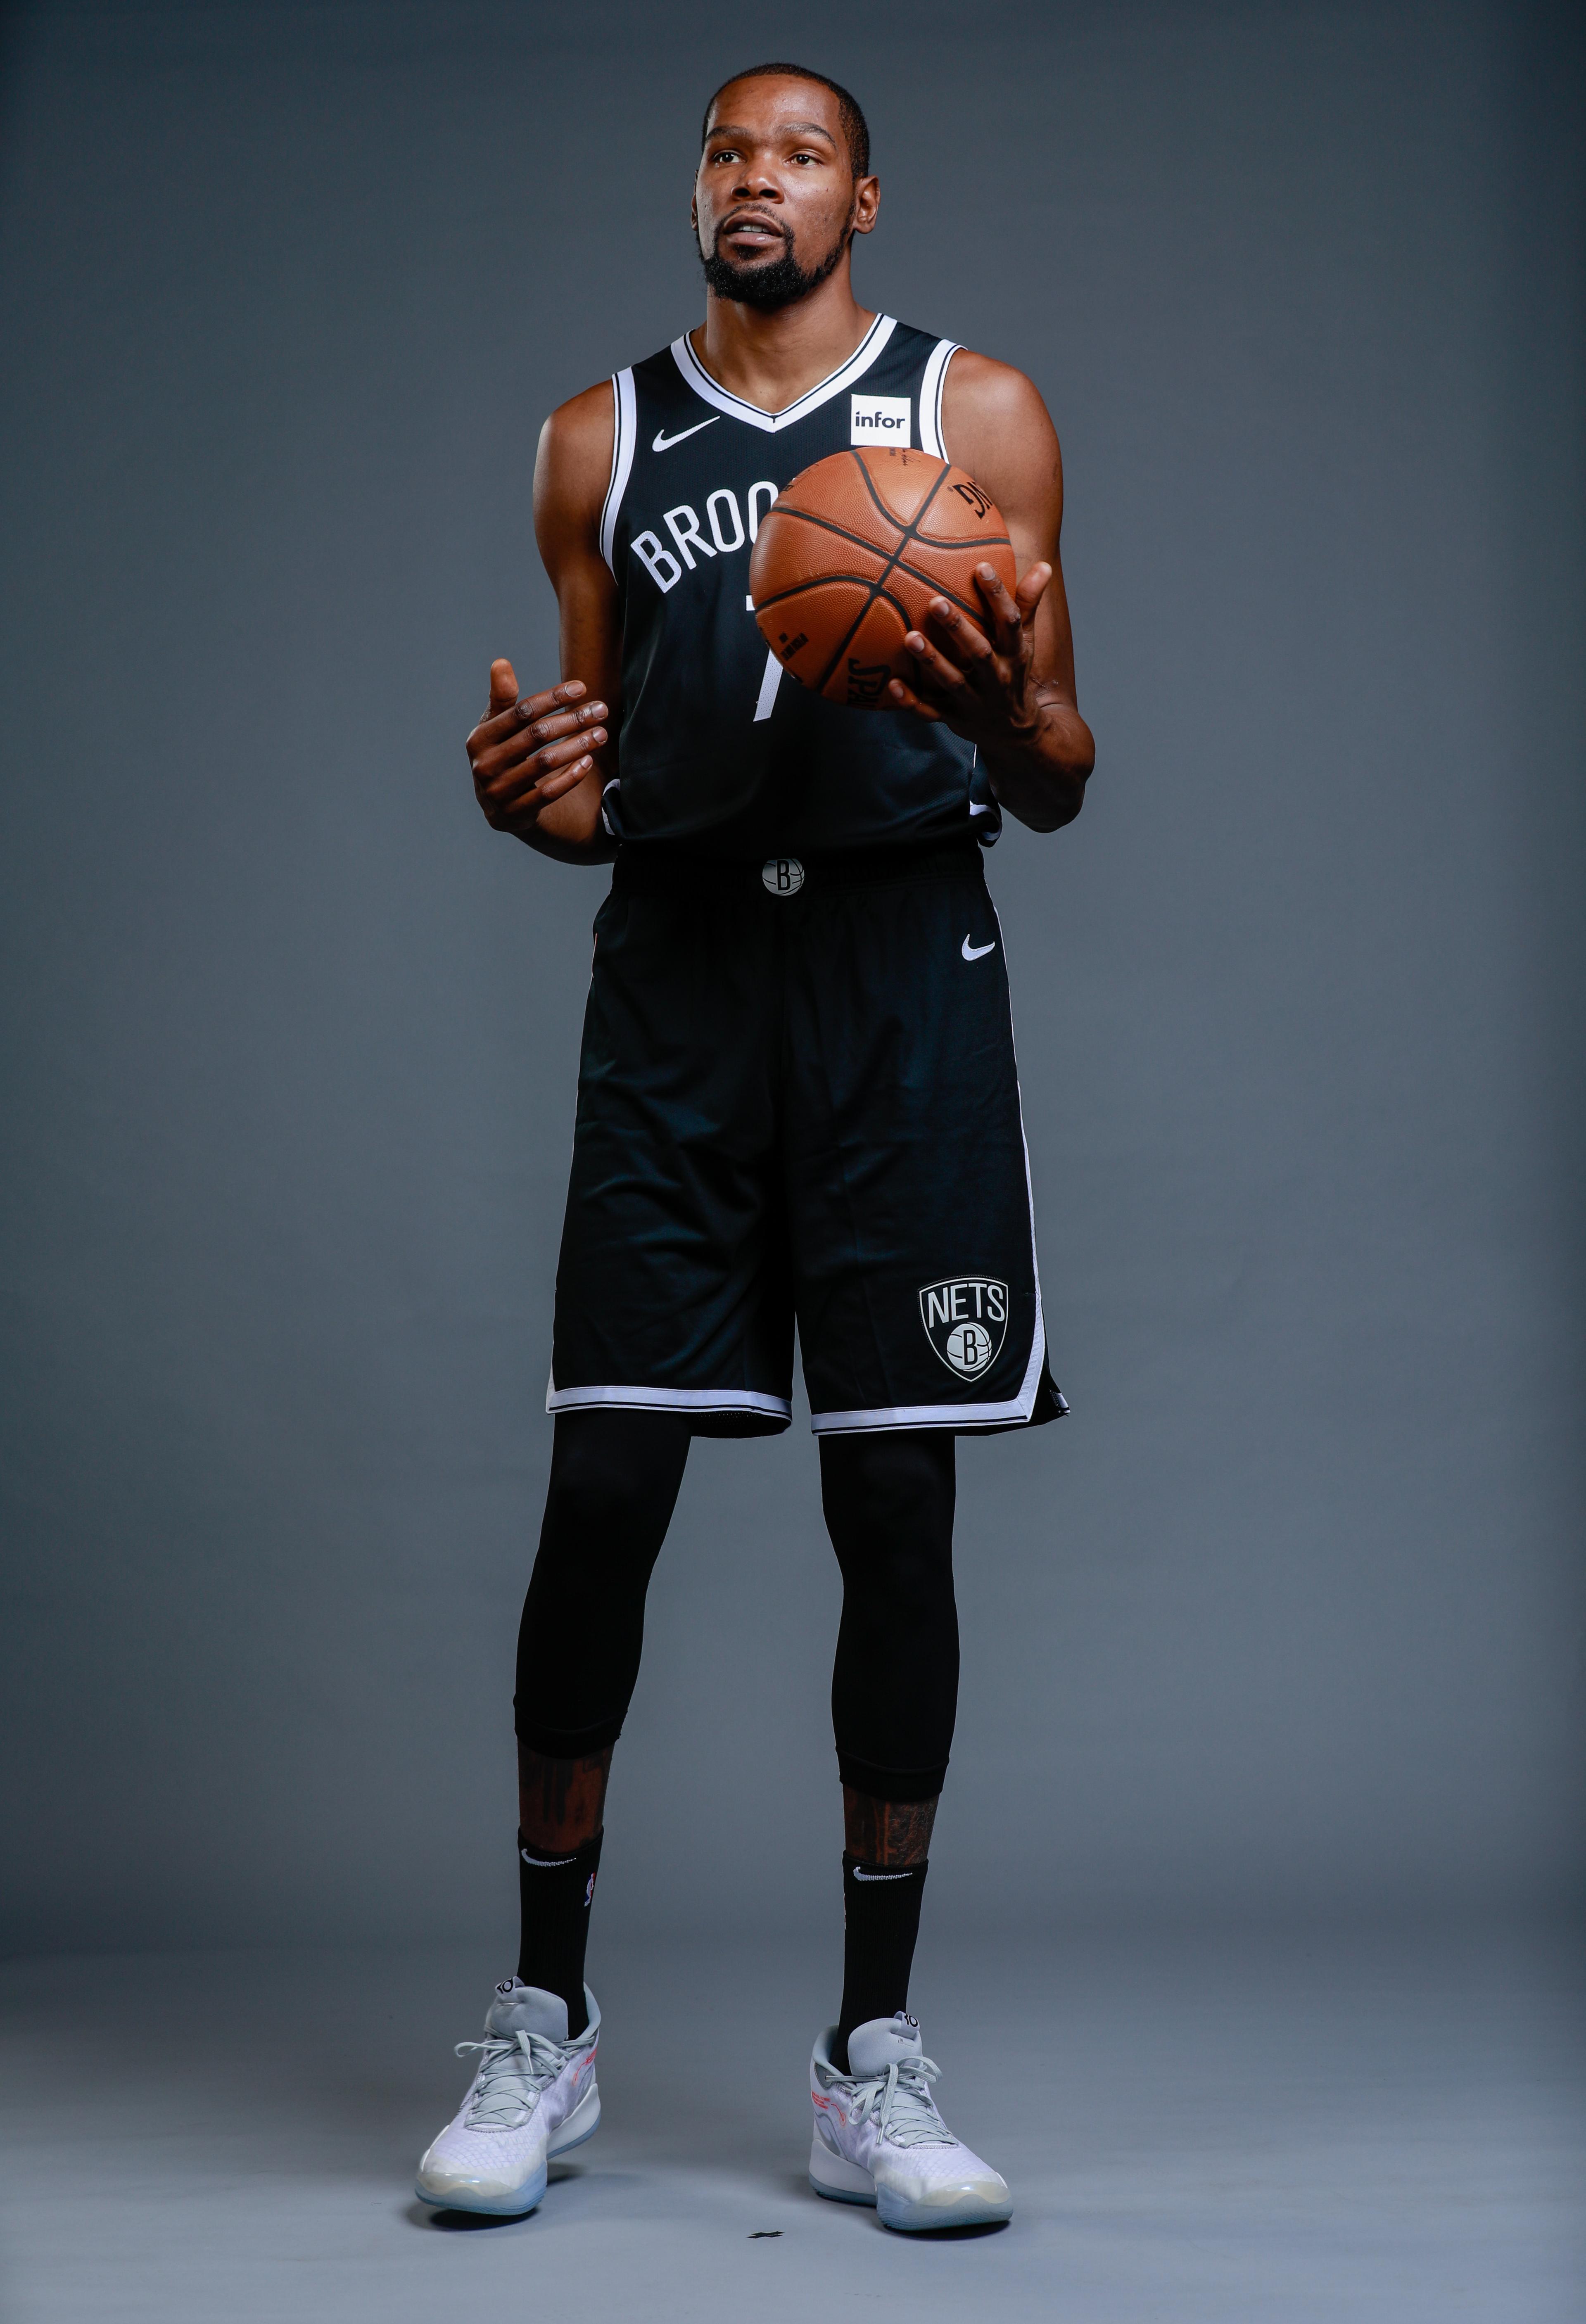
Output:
[
  {"xmin": 919, "ymin": 339, "xmax": 960, "ymax": 460},
  {"xmin": 598, "ymin": 370, "xmax": 636, "ymax": 573}
]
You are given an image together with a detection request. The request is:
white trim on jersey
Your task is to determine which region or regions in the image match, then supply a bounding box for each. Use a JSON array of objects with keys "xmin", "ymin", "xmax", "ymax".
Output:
[
  {"xmin": 752, "ymin": 649, "xmax": 783, "ymax": 722},
  {"xmin": 546, "ymin": 1379, "xmax": 793, "ymax": 1422},
  {"xmin": 598, "ymin": 369, "xmax": 637, "ymax": 574},
  {"xmin": 918, "ymin": 339, "xmax": 961, "ymax": 461},
  {"xmin": 669, "ymin": 313, "xmax": 899, "ymax": 433}
]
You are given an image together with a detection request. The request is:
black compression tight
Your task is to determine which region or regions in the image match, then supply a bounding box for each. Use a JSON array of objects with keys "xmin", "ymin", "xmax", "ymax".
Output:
[
  {"xmin": 514, "ymin": 1410, "xmax": 691, "ymax": 1759},
  {"xmin": 819, "ymin": 1429, "xmax": 958, "ymax": 1796},
  {"xmin": 514, "ymin": 1412, "xmax": 959, "ymax": 1797}
]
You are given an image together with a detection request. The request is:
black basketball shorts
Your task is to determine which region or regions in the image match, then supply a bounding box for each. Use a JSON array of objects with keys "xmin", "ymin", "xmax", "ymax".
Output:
[{"xmin": 547, "ymin": 839, "xmax": 1066, "ymax": 1438}]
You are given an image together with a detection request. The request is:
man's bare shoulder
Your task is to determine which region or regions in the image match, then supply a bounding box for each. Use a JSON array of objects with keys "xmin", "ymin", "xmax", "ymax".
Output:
[
  {"xmin": 539, "ymin": 380, "xmax": 616, "ymax": 475},
  {"xmin": 939, "ymin": 350, "xmax": 1062, "ymax": 520},
  {"xmin": 535, "ymin": 381, "xmax": 617, "ymax": 542},
  {"xmin": 942, "ymin": 350, "xmax": 1057, "ymax": 443}
]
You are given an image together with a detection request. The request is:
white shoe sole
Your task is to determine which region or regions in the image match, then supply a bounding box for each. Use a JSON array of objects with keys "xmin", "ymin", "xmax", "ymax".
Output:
[
  {"xmin": 807, "ymin": 2132, "xmax": 1012, "ymax": 2232},
  {"xmin": 415, "ymin": 2082, "xmax": 601, "ymax": 2217}
]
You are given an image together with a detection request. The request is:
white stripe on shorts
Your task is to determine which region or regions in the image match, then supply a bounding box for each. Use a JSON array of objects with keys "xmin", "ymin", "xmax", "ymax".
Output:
[{"xmin": 546, "ymin": 1379, "xmax": 792, "ymax": 1421}]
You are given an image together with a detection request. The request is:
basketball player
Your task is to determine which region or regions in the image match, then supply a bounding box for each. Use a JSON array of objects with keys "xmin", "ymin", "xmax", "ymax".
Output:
[{"xmin": 416, "ymin": 63, "xmax": 1094, "ymax": 2232}]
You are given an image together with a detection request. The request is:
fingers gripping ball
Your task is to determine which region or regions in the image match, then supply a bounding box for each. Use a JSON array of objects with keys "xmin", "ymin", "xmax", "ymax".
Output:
[{"xmin": 748, "ymin": 449, "xmax": 1015, "ymax": 709}]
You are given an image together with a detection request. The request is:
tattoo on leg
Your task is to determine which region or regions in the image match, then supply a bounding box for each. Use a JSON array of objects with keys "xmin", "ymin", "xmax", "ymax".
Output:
[
  {"xmin": 518, "ymin": 1744, "xmax": 613, "ymax": 1852},
  {"xmin": 843, "ymin": 1786, "xmax": 938, "ymax": 1866}
]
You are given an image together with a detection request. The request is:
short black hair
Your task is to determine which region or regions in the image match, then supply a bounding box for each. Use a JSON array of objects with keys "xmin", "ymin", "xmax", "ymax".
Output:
[{"xmin": 700, "ymin": 63, "xmax": 871, "ymax": 178}]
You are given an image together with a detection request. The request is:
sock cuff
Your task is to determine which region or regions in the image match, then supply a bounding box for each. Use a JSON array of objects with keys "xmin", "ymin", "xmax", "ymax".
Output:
[{"xmin": 843, "ymin": 1852, "xmax": 928, "ymax": 1884}]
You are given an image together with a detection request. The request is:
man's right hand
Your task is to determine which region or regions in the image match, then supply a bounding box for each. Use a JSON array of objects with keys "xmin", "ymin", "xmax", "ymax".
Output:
[{"xmin": 466, "ymin": 659, "xmax": 609, "ymax": 840}]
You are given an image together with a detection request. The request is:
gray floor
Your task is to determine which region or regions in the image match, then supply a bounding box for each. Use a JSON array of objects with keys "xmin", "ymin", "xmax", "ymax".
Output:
[{"xmin": 2, "ymin": 1925, "xmax": 1581, "ymax": 2322}]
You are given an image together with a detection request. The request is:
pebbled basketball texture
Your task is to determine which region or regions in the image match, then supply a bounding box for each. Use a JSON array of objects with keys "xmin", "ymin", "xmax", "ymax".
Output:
[{"xmin": 748, "ymin": 448, "xmax": 1016, "ymax": 709}]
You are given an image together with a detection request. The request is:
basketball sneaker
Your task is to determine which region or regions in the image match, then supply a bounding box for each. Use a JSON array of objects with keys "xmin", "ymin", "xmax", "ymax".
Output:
[
  {"xmin": 414, "ymin": 1979, "xmax": 601, "ymax": 2215},
  {"xmin": 808, "ymin": 2011, "xmax": 1013, "ymax": 2231}
]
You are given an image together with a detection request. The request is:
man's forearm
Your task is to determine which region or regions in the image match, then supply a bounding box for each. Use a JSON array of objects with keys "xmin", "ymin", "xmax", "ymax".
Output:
[
  {"xmin": 513, "ymin": 758, "xmax": 620, "ymax": 864},
  {"xmin": 983, "ymin": 690, "xmax": 1095, "ymax": 833}
]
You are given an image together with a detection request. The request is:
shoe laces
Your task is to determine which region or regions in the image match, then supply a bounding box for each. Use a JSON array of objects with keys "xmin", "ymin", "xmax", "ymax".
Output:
[
  {"xmin": 453, "ymin": 2027, "xmax": 577, "ymax": 2130},
  {"xmin": 837, "ymin": 2052, "xmax": 955, "ymax": 2150}
]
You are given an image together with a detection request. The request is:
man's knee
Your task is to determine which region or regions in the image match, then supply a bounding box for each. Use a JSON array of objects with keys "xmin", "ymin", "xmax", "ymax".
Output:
[
  {"xmin": 541, "ymin": 1410, "xmax": 689, "ymax": 1557},
  {"xmin": 541, "ymin": 1442, "xmax": 651, "ymax": 1544},
  {"xmin": 821, "ymin": 1430, "xmax": 955, "ymax": 1566}
]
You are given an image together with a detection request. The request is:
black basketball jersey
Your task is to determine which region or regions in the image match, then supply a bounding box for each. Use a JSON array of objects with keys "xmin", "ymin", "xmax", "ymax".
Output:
[{"xmin": 596, "ymin": 316, "xmax": 1001, "ymax": 859}]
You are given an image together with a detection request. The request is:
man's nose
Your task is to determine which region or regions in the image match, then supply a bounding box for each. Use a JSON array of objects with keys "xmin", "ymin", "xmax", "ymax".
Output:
[{"xmin": 731, "ymin": 170, "xmax": 781, "ymax": 201}]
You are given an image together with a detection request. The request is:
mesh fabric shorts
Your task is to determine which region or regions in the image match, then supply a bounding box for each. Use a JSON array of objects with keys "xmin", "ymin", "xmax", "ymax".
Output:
[{"xmin": 548, "ymin": 839, "xmax": 1066, "ymax": 1438}]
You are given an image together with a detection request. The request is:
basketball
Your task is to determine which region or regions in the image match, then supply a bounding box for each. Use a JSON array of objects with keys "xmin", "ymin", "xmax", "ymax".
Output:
[{"xmin": 748, "ymin": 448, "xmax": 1016, "ymax": 709}]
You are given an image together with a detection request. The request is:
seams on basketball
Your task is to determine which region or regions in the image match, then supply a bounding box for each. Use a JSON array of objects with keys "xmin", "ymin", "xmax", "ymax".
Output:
[{"xmin": 748, "ymin": 449, "xmax": 1016, "ymax": 705}]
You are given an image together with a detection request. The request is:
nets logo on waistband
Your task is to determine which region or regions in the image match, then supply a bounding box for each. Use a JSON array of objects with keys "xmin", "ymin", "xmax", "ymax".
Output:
[{"xmin": 919, "ymin": 1278, "xmax": 1008, "ymax": 1379}]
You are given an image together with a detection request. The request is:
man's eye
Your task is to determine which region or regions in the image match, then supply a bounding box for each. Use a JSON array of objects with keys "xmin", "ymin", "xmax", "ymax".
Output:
[{"xmin": 712, "ymin": 148, "xmax": 739, "ymax": 164}]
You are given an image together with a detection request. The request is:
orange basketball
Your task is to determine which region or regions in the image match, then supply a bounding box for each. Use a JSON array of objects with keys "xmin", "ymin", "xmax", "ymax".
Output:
[{"xmin": 748, "ymin": 448, "xmax": 1015, "ymax": 709}]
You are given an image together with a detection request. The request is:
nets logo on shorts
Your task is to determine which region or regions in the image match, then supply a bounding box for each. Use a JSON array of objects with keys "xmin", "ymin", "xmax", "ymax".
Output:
[{"xmin": 919, "ymin": 1277, "xmax": 1008, "ymax": 1379}]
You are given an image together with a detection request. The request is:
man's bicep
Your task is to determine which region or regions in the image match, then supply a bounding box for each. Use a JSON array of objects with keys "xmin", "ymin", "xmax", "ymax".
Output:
[
  {"xmin": 536, "ymin": 389, "xmax": 623, "ymax": 691},
  {"xmin": 533, "ymin": 382, "xmax": 617, "ymax": 588},
  {"xmin": 941, "ymin": 354, "xmax": 1077, "ymax": 699},
  {"xmin": 527, "ymin": 383, "xmax": 624, "ymax": 852},
  {"xmin": 940, "ymin": 356, "xmax": 1061, "ymax": 551}
]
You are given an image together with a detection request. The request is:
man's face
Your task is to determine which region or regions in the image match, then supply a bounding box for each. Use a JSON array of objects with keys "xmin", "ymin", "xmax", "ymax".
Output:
[{"xmin": 694, "ymin": 76, "xmax": 876, "ymax": 309}]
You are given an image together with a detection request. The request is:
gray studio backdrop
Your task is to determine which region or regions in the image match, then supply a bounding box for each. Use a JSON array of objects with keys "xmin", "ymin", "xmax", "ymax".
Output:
[{"xmin": 2, "ymin": 0, "xmax": 1581, "ymax": 1959}]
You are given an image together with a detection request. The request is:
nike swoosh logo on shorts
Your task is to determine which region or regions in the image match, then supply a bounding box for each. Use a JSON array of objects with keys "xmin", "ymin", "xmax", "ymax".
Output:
[
  {"xmin": 652, "ymin": 418, "xmax": 719, "ymax": 453},
  {"xmin": 962, "ymin": 935, "xmax": 997, "ymax": 961},
  {"xmin": 851, "ymin": 1866, "xmax": 915, "ymax": 1882}
]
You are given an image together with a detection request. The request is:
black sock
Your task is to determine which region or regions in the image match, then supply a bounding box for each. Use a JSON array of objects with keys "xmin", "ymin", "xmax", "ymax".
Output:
[
  {"xmin": 516, "ymin": 1830, "xmax": 602, "ymax": 2037},
  {"xmin": 836, "ymin": 1853, "xmax": 928, "ymax": 2071}
]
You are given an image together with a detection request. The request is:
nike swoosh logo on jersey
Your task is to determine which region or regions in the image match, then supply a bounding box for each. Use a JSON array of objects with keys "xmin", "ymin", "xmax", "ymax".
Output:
[
  {"xmin": 652, "ymin": 418, "xmax": 719, "ymax": 453},
  {"xmin": 851, "ymin": 1866, "xmax": 915, "ymax": 1882},
  {"xmin": 962, "ymin": 936, "xmax": 997, "ymax": 961}
]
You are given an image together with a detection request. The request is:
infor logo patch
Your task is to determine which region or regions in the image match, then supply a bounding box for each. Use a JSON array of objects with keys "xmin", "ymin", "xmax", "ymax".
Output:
[
  {"xmin": 850, "ymin": 393, "xmax": 912, "ymax": 446},
  {"xmin": 919, "ymin": 1278, "xmax": 1008, "ymax": 1379}
]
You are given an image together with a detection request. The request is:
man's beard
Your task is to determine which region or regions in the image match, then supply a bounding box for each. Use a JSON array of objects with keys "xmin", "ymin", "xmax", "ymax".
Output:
[{"xmin": 700, "ymin": 220, "xmax": 850, "ymax": 310}]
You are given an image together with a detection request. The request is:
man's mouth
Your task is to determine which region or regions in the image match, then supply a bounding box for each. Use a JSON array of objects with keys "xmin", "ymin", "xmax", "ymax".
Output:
[{"xmin": 719, "ymin": 211, "xmax": 786, "ymax": 250}]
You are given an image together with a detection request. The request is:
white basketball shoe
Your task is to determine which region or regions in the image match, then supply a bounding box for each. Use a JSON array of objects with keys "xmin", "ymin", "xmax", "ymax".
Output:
[
  {"xmin": 809, "ymin": 2011, "xmax": 1013, "ymax": 2231},
  {"xmin": 414, "ymin": 1979, "xmax": 601, "ymax": 2215}
]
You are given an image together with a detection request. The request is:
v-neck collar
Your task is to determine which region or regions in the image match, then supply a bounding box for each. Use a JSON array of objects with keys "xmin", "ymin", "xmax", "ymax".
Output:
[{"xmin": 669, "ymin": 313, "xmax": 897, "ymax": 434}]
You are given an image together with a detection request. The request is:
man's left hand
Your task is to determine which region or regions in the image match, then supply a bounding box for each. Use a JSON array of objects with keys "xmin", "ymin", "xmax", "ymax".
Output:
[{"xmin": 883, "ymin": 561, "xmax": 1051, "ymax": 759}]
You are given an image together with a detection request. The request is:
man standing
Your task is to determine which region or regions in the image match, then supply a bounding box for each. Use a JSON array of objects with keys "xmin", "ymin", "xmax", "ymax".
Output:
[{"xmin": 416, "ymin": 61, "xmax": 1094, "ymax": 2233}]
